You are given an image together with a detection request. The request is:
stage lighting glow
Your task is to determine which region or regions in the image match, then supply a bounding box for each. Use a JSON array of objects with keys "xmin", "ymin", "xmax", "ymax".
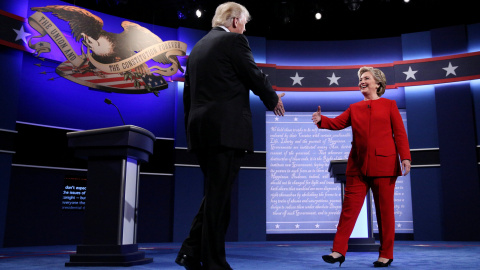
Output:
[
  {"xmin": 196, "ymin": 9, "xmax": 202, "ymax": 18},
  {"xmin": 177, "ymin": 11, "xmax": 186, "ymax": 20},
  {"xmin": 315, "ymin": 12, "xmax": 322, "ymax": 20}
]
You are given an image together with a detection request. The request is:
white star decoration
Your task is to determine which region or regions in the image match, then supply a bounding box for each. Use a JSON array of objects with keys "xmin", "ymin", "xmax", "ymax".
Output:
[
  {"xmin": 290, "ymin": 72, "xmax": 304, "ymax": 86},
  {"xmin": 268, "ymin": 61, "xmax": 464, "ymax": 88},
  {"xmin": 397, "ymin": 223, "xmax": 402, "ymax": 228},
  {"xmin": 443, "ymin": 62, "xmax": 458, "ymax": 77},
  {"xmin": 315, "ymin": 224, "xmax": 320, "ymax": 228},
  {"xmin": 294, "ymin": 117, "xmax": 298, "ymax": 121},
  {"xmin": 275, "ymin": 224, "xmax": 280, "ymax": 229},
  {"xmin": 13, "ymin": 26, "xmax": 31, "ymax": 44},
  {"xmin": 327, "ymin": 72, "xmax": 341, "ymax": 85},
  {"xmin": 295, "ymin": 224, "xmax": 300, "ymax": 229},
  {"xmin": 403, "ymin": 66, "xmax": 418, "ymax": 80}
]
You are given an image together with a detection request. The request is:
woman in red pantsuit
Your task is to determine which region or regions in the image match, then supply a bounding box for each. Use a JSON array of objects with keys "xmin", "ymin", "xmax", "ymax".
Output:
[{"xmin": 312, "ymin": 67, "xmax": 411, "ymax": 268}]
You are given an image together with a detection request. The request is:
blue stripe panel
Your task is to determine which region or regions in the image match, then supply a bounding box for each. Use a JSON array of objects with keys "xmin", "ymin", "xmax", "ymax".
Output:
[
  {"xmin": 435, "ymin": 82, "xmax": 480, "ymax": 240},
  {"xmin": 404, "ymin": 85, "xmax": 439, "ymax": 149},
  {"xmin": 0, "ymin": 153, "xmax": 13, "ymax": 248},
  {"xmin": 178, "ymin": 27, "xmax": 207, "ymax": 55},
  {"xmin": 470, "ymin": 79, "xmax": 480, "ymax": 143},
  {"xmin": 238, "ymin": 169, "xmax": 266, "ymax": 241},
  {"xmin": 247, "ymin": 35, "xmax": 267, "ymax": 63},
  {"xmin": 409, "ymin": 167, "xmax": 443, "ymax": 240},
  {"xmin": 431, "ymin": 25, "xmax": 468, "ymax": 57},
  {"xmin": 0, "ymin": 46, "xmax": 21, "ymax": 248},
  {"xmin": 467, "ymin": 23, "xmax": 480, "ymax": 52},
  {"xmin": 0, "ymin": 48, "xmax": 21, "ymax": 130},
  {"xmin": 176, "ymin": 82, "xmax": 187, "ymax": 148},
  {"xmin": 401, "ymin": 31, "xmax": 432, "ymax": 60},
  {"xmin": 266, "ymin": 37, "xmax": 402, "ymax": 66},
  {"xmin": 250, "ymin": 94, "xmax": 268, "ymax": 151},
  {"xmin": 0, "ymin": 0, "xmax": 28, "ymax": 17},
  {"xmin": 172, "ymin": 166, "xmax": 204, "ymax": 242}
]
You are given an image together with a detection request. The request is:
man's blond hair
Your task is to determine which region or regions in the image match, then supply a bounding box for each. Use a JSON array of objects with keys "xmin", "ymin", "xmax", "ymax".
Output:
[{"xmin": 212, "ymin": 2, "xmax": 250, "ymax": 28}]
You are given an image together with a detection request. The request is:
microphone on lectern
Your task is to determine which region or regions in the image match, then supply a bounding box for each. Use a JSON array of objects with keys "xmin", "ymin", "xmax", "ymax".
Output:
[{"xmin": 104, "ymin": 98, "xmax": 126, "ymax": 125}]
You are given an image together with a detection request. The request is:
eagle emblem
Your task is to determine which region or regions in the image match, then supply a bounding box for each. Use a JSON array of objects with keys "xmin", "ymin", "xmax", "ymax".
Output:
[{"xmin": 28, "ymin": 5, "xmax": 187, "ymax": 95}]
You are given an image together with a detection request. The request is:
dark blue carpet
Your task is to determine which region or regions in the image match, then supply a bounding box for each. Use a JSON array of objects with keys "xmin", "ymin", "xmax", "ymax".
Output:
[{"xmin": 1, "ymin": 241, "xmax": 479, "ymax": 269}]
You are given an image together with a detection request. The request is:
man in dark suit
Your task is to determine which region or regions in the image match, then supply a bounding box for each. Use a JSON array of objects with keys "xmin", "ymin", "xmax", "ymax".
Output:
[{"xmin": 175, "ymin": 2, "xmax": 285, "ymax": 270}]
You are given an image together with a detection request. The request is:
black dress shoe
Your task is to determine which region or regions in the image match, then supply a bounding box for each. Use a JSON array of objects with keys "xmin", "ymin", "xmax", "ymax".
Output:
[
  {"xmin": 175, "ymin": 253, "xmax": 202, "ymax": 270},
  {"xmin": 373, "ymin": 259, "xmax": 393, "ymax": 267},
  {"xmin": 322, "ymin": 254, "xmax": 345, "ymax": 267}
]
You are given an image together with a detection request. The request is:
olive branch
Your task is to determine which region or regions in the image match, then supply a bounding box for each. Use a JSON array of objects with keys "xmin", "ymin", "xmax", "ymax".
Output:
[{"xmin": 122, "ymin": 70, "xmax": 159, "ymax": 96}]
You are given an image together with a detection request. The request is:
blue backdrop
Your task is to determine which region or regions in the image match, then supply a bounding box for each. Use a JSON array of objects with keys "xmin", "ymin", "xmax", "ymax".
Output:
[{"xmin": 2, "ymin": 0, "xmax": 480, "ymax": 248}]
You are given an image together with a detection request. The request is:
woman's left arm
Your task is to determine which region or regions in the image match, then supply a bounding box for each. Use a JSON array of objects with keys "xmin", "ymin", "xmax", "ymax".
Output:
[
  {"xmin": 402, "ymin": 159, "xmax": 412, "ymax": 176},
  {"xmin": 401, "ymin": 159, "xmax": 411, "ymax": 176},
  {"xmin": 390, "ymin": 100, "xmax": 412, "ymax": 174}
]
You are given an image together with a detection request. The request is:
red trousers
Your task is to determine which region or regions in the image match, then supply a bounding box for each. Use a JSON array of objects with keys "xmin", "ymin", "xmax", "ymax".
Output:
[{"xmin": 332, "ymin": 175, "xmax": 397, "ymax": 259}]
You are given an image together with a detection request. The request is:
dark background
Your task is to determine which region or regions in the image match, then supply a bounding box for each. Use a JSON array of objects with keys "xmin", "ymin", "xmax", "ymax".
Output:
[
  {"xmin": 62, "ymin": 0, "xmax": 480, "ymax": 41},
  {"xmin": 1, "ymin": 0, "xmax": 480, "ymax": 248}
]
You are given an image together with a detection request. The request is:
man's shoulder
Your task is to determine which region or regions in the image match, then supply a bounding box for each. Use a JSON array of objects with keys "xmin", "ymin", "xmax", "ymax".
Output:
[
  {"xmin": 200, "ymin": 29, "xmax": 246, "ymax": 48},
  {"xmin": 208, "ymin": 28, "xmax": 242, "ymax": 39}
]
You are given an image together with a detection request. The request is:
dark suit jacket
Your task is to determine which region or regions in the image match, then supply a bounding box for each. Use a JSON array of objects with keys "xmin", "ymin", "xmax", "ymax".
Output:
[
  {"xmin": 318, "ymin": 98, "xmax": 411, "ymax": 177},
  {"xmin": 184, "ymin": 27, "xmax": 279, "ymax": 152}
]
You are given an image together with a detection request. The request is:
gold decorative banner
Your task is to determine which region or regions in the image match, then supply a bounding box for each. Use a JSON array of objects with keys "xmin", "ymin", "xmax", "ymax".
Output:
[
  {"xmin": 87, "ymin": 40, "xmax": 187, "ymax": 76},
  {"xmin": 28, "ymin": 11, "xmax": 84, "ymax": 66}
]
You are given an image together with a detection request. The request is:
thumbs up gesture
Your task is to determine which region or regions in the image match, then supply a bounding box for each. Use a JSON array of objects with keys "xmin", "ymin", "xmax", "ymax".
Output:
[{"xmin": 312, "ymin": 105, "xmax": 322, "ymax": 125}]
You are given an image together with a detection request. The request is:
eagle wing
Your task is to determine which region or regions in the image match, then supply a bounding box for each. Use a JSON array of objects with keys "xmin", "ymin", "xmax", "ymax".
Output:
[
  {"xmin": 31, "ymin": 5, "xmax": 103, "ymax": 42},
  {"xmin": 119, "ymin": 21, "xmax": 170, "ymax": 64}
]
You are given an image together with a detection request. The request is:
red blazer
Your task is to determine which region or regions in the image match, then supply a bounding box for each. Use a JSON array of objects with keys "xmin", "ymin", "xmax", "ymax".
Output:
[{"xmin": 318, "ymin": 98, "xmax": 411, "ymax": 177}]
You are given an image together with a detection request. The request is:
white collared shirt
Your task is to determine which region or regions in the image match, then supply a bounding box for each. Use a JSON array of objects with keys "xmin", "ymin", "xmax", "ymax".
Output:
[{"xmin": 219, "ymin": 26, "xmax": 230, "ymax": 32}]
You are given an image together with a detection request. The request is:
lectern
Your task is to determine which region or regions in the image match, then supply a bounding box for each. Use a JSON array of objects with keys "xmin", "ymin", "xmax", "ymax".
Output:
[
  {"xmin": 328, "ymin": 159, "xmax": 379, "ymax": 252},
  {"xmin": 65, "ymin": 125, "xmax": 156, "ymax": 266}
]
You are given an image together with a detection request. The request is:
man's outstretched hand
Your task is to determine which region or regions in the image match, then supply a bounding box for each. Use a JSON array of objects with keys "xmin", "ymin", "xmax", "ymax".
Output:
[{"xmin": 273, "ymin": 93, "xmax": 286, "ymax": 116}]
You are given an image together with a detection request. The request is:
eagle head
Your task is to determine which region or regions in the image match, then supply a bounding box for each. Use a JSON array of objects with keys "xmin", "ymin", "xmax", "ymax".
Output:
[{"xmin": 82, "ymin": 32, "xmax": 114, "ymax": 57}]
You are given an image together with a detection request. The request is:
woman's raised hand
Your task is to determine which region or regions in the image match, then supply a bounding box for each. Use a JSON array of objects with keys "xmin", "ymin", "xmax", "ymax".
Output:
[{"xmin": 312, "ymin": 105, "xmax": 322, "ymax": 125}]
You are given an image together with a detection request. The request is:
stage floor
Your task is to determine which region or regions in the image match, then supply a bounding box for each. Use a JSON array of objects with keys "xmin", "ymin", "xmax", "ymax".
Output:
[{"xmin": 1, "ymin": 241, "xmax": 479, "ymax": 269}]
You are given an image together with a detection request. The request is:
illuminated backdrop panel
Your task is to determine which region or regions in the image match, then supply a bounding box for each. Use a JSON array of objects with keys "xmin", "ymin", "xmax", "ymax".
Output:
[{"xmin": 266, "ymin": 111, "xmax": 413, "ymax": 234}]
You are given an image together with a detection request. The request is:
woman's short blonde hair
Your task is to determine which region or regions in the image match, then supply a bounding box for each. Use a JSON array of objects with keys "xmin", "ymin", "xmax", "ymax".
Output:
[
  {"xmin": 212, "ymin": 2, "xmax": 250, "ymax": 28},
  {"xmin": 358, "ymin": 66, "xmax": 387, "ymax": 97}
]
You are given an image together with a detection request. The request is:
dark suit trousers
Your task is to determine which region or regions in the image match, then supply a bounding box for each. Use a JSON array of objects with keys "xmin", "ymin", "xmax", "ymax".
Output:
[
  {"xmin": 332, "ymin": 175, "xmax": 397, "ymax": 259},
  {"xmin": 180, "ymin": 147, "xmax": 244, "ymax": 270}
]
